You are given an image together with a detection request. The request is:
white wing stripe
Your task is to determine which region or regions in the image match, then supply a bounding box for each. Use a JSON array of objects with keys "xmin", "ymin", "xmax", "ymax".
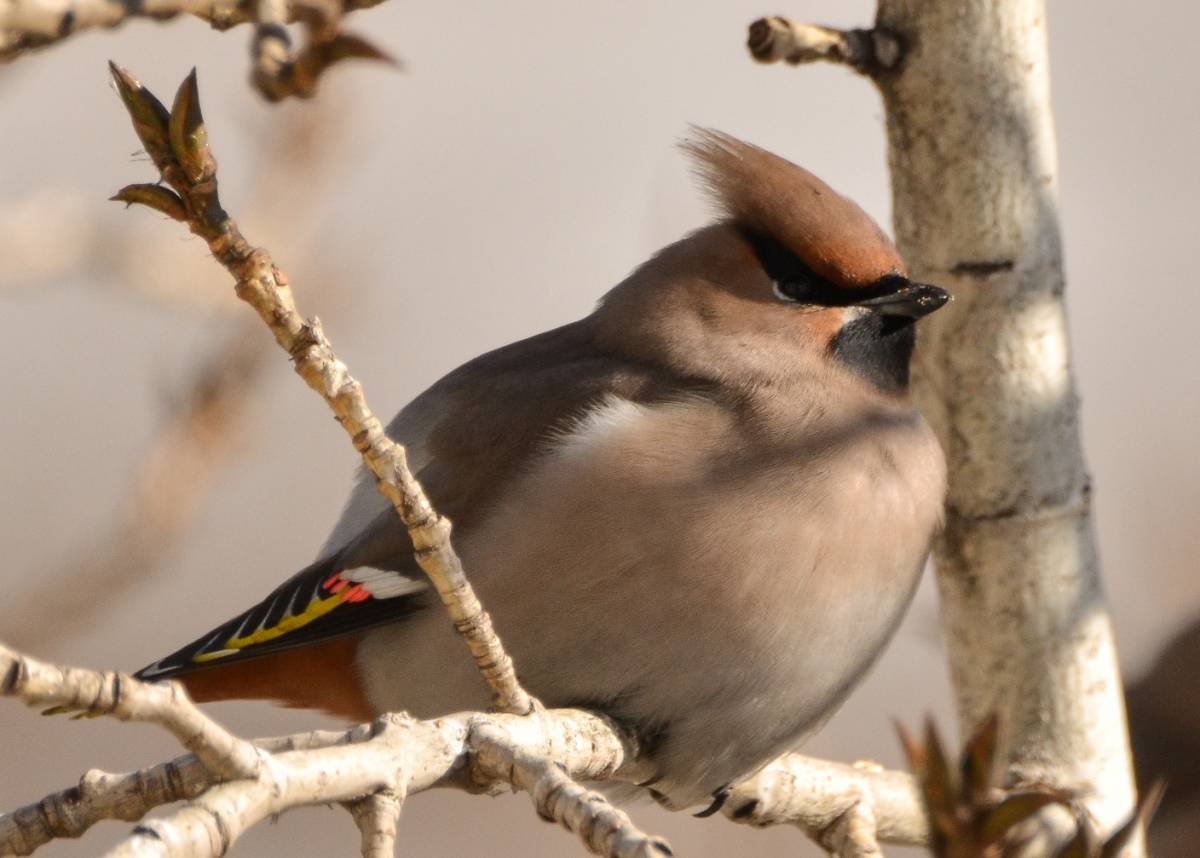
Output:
[{"xmin": 344, "ymin": 567, "xmax": 427, "ymax": 599}]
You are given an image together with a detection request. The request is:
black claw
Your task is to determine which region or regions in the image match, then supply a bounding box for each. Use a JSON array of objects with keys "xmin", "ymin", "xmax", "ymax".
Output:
[
  {"xmin": 693, "ymin": 786, "xmax": 731, "ymax": 818},
  {"xmin": 648, "ymin": 788, "xmax": 671, "ymax": 808}
]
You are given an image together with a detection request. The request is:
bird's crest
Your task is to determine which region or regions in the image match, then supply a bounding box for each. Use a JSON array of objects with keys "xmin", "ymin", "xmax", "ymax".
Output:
[{"xmin": 681, "ymin": 128, "xmax": 905, "ymax": 288}]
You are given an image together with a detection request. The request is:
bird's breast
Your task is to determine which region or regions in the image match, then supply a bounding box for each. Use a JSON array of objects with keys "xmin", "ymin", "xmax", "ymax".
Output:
[
  {"xmin": 459, "ymin": 391, "xmax": 945, "ymax": 692},
  {"xmin": 357, "ymin": 392, "xmax": 946, "ymax": 803}
]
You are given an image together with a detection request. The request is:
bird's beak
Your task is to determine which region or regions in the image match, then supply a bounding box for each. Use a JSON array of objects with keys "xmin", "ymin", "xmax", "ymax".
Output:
[{"xmin": 854, "ymin": 282, "xmax": 951, "ymax": 319}]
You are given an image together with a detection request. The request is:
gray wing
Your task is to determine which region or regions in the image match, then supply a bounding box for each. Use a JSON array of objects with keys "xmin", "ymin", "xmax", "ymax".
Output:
[
  {"xmin": 136, "ymin": 318, "xmax": 677, "ymax": 680},
  {"xmin": 319, "ymin": 317, "xmax": 682, "ymax": 569}
]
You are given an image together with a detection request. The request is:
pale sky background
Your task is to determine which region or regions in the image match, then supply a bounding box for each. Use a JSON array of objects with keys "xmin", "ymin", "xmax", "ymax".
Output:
[{"xmin": 2, "ymin": 1, "xmax": 1198, "ymax": 856}]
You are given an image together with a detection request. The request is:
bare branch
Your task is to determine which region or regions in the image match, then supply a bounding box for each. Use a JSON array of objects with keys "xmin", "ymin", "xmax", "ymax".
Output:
[
  {"xmin": 0, "ymin": 758, "xmax": 210, "ymax": 854},
  {"xmin": 870, "ymin": 0, "xmax": 1142, "ymax": 847},
  {"xmin": 108, "ymin": 64, "xmax": 534, "ymax": 714},
  {"xmin": 745, "ymin": 18, "xmax": 901, "ymax": 75},
  {"xmin": 0, "ymin": 643, "xmax": 933, "ymax": 857},
  {"xmin": 819, "ymin": 800, "xmax": 883, "ymax": 858},
  {"xmin": 4, "ymin": 641, "xmax": 1138, "ymax": 858},
  {"xmin": 0, "ymin": 644, "xmax": 665, "ymax": 858},
  {"xmin": 723, "ymin": 754, "xmax": 926, "ymax": 849},
  {"xmin": 0, "ymin": 0, "xmax": 391, "ymax": 100},
  {"xmin": 7, "ymin": 95, "xmax": 355, "ymax": 646},
  {"xmin": 250, "ymin": 0, "xmax": 396, "ymax": 103},
  {"xmin": 0, "ymin": 729, "xmax": 375, "ymax": 855},
  {"xmin": 743, "ymin": 1, "xmax": 1142, "ymax": 849},
  {"xmin": 7, "ymin": 329, "xmax": 266, "ymax": 651},
  {"xmin": 347, "ymin": 791, "xmax": 404, "ymax": 858},
  {"xmin": 0, "ymin": 644, "xmax": 261, "ymax": 781},
  {"xmin": 470, "ymin": 720, "xmax": 670, "ymax": 858}
]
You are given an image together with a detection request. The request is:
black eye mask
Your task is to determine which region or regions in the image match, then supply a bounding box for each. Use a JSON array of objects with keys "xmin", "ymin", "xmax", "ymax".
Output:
[{"xmin": 740, "ymin": 227, "xmax": 947, "ymax": 318}]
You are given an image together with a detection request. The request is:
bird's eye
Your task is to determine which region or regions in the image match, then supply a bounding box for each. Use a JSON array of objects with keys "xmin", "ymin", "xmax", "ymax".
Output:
[
  {"xmin": 773, "ymin": 277, "xmax": 814, "ymax": 303},
  {"xmin": 743, "ymin": 227, "xmax": 843, "ymax": 305}
]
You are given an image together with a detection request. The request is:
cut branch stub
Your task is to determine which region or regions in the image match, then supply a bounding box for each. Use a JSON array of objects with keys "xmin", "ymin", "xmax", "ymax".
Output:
[{"xmin": 744, "ymin": 17, "xmax": 901, "ymax": 76}]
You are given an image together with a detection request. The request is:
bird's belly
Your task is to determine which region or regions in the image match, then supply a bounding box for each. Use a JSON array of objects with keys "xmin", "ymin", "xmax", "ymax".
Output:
[{"xmin": 357, "ymin": 398, "xmax": 944, "ymax": 805}]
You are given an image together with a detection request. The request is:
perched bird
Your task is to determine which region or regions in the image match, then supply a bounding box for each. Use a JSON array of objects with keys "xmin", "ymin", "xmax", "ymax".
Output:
[{"xmin": 136, "ymin": 130, "xmax": 949, "ymax": 809}]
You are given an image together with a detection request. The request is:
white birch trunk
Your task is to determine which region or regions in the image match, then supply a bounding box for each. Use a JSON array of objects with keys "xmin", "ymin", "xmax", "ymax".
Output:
[{"xmin": 874, "ymin": 0, "xmax": 1140, "ymax": 847}]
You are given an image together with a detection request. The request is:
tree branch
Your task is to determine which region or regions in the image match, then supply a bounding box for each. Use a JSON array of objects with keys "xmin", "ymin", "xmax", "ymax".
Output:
[
  {"xmin": 0, "ymin": 0, "xmax": 391, "ymax": 100},
  {"xmin": 722, "ymin": 754, "xmax": 926, "ymax": 850},
  {"xmin": 1, "ymin": 643, "xmax": 931, "ymax": 857},
  {"xmin": 1, "ymin": 644, "xmax": 262, "ymax": 782},
  {"xmin": 0, "ymin": 643, "xmax": 665, "ymax": 858},
  {"xmin": 107, "ymin": 63, "xmax": 535, "ymax": 715},
  {"xmin": 745, "ymin": 1, "xmax": 1142, "ymax": 851},
  {"xmin": 346, "ymin": 790, "xmax": 404, "ymax": 858},
  {"xmin": 248, "ymin": 0, "xmax": 396, "ymax": 102},
  {"xmin": 871, "ymin": 0, "xmax": 1141, "ymax": 849},
  {"xmin": 7, "ymin": 329, "xmax": 265, "ymax": 651}
]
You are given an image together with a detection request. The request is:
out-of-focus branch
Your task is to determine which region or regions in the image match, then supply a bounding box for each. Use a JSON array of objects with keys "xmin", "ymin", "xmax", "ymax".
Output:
[
  {"xmin": 6, "ymin": 90, "xmax": 359, "ymax": 650},
  {"xmin": 745, "ymin": 17, "xmax": 901, "ymax": 76},
  {"xmin": 250, "ymin": 0, "xmax": 396, "ymax": 102},
  {"xmin": 108, "ymin": 63, "xmax": 536, "ymax": 716},
  {"xmin": 0, "ymin": 0, "xmax": 392, "ymax": 100},
  {"xmin": 0, "ymin": 189, "xmax": 235, "ymax": 309},
  {"xmin": 7, "ymin": 329, "xmax": 265, "ymax": 651}
]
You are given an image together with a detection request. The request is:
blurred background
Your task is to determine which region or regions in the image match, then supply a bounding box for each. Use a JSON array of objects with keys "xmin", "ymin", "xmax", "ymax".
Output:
[{"xmin": 2, "ymin": 1, "xmax": 1197, "ymax": 855}]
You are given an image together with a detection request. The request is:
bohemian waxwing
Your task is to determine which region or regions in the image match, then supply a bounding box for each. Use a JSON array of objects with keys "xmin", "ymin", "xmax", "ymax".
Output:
[{"xmin": 136, "ymin": 129, "xmax": 949, "ymax": 809}]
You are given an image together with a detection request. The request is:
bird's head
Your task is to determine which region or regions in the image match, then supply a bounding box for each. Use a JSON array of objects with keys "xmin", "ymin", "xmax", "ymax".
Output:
[{"xmin": 597, "ymin": 129, "xmax": 949, "ymax": 395}]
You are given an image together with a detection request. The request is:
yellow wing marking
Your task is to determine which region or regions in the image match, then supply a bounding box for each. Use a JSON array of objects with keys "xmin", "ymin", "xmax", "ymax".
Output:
[{"xmin": 192, "ymin": 587, "xmax": 354, "ymax": 663}]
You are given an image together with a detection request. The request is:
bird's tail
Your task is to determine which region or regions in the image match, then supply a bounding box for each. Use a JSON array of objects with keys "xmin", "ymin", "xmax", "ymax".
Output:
[{"xmin": 132, "ymin": 554, "xmax": 424, "ymax": 721}]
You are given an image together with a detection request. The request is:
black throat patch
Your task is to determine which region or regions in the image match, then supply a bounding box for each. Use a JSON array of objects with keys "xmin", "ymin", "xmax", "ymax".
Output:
[{"xmin": 830, "ymin": 313, "xmax": 916, "ymax": 394}]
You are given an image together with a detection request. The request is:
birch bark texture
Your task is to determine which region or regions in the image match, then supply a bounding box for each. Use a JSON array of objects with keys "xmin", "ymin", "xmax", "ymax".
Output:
[{"xmin": 873, "ymin": 0, "xmax": 1139, "ymax": 845}]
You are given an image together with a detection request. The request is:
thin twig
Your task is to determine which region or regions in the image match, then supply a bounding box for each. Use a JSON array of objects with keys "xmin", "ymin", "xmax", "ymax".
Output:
[
  {"xmin": 107, "ymin": 64, "xmax": 536, "ymax": 715},
  {"xmin": 7, "ymin": 97, "xmax": 358, "ymax": 645}
]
